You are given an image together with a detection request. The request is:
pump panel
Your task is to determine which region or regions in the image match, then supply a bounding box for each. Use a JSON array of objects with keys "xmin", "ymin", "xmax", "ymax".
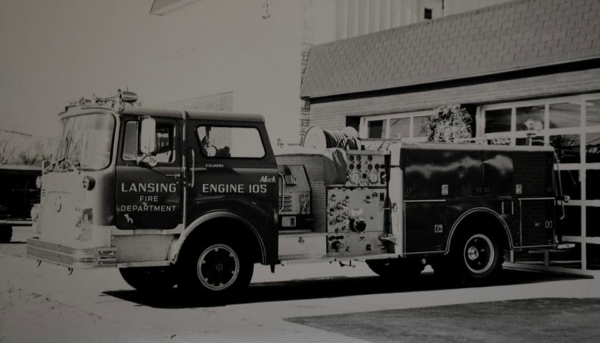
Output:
[
  {"xmin": 326, "ymin": 187, "xmax": 387, "ymax": 255},
  {"xmin": 345, "ymin": 151, "xmax": 387, "ymax": 187}
]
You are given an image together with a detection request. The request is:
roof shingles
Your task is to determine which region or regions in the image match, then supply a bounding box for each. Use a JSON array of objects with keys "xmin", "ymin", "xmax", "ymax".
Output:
[{"xmin": 300, "ymin": 0, "xmax": 600, "ymax": 99}]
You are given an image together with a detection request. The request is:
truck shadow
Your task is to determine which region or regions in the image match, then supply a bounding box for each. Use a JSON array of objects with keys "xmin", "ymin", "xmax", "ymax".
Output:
[{"xmin": 103, "ymin": 269, "xmax": 583, "ymax": 309}]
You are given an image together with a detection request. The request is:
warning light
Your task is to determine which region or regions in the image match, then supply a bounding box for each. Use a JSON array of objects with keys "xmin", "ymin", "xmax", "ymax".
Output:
[{"xmin": 120, "ymin": 90, "xmax": 138, "ymax": 103}]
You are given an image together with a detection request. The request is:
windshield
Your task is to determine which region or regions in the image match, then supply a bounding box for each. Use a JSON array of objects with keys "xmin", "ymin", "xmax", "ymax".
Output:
[{"xmin": 55, "ymin": 113, "xmax": 115, "ymax": 170}]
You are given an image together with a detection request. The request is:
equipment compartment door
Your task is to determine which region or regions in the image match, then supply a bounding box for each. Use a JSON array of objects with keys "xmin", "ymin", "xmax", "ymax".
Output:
[
  {"xmin": 115, "ymin": 118, "xmax": 183, "ymax": 230},
  {"xmin": 404, "ymin": 201, "xmax": 446, "ymax": 253},
  {"xmin": 520, "ymin": 199, "xmax": 555, "ymax": 247}
]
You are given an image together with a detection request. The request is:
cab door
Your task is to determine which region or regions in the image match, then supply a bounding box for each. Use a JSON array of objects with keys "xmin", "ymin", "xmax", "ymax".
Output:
[
  {"xmin": 115, "ymin": 117, "xmax": 183, "ymax": 230},
  {"xmin": 184, "ymin": 120, "xmax": 279, "ymax": 255}
]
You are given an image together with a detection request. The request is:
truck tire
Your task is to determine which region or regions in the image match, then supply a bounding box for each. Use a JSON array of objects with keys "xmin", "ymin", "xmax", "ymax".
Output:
[
  {"xmin": 366, "ymin": 258, "xmax": 424, "ymax": 279},
  {"xmin": 455, "ymin": 230, "xmax": 503, "ymax": 284},
  {"xmin": 119, "ymin": 267, "xmax": 177, "ymax": 292},
  {"xmin": 0, "ymin": 225, "xmax": 12, "ymax": 243},
  {"xmin": 177, "ymin": 237, "xmax": 253, "ymax": 303}
]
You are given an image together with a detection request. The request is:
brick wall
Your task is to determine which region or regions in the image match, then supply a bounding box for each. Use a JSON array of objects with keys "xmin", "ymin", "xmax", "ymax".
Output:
[{"xmin": 310, "ymin": 67, "xmax": 600, "ymax": 130}]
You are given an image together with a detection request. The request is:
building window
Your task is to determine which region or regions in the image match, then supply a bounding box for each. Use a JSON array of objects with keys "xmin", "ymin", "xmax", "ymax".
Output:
[
  {"xmin": 424, "ymin": 8, "xmax": 433, "ymax": 20},
  {"xmin": 485, "ymin": 109, "xmax": 512, "ymax": 134},
  {"xmin": 368, "ymin": 120, "xmax": 385, "ymax": 139},
  {"xmin": 389, "ymin": 118, "xmax": 410, "ymax": 139},
  {"xmin": 516, "ymin": 105, "xmax": 545, "ymax": 131},
  {"xmin": 550, "ymin": 102, "xmax": 580, "ymax": 128},
  {"xmin": 550, "ymin": 134, "xmax": 580, "ymax": 163},
  {"xmin": 361, "ymin": 111, "xmax": 432, "ymax": 142},
  {"xmin": 586, "ymin": 99, "xmax": 600, "ymax": 127},
  {"xmin": 587, "ymin": 133, "xmax": 600, "ymax": 163}
]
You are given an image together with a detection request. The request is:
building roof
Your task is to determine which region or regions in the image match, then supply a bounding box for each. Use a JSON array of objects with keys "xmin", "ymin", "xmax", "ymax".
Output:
[{"xmin": 300, "ymin": 0, "xmax": 600, "ymax": 99}]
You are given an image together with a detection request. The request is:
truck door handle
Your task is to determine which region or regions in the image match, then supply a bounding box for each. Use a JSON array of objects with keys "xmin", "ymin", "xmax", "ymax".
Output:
[{"xmin": 165, "ymin": 173, "xmax": 180, "ymax": 178}]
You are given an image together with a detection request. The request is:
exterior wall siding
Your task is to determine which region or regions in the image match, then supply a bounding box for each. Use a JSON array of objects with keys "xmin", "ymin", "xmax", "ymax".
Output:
[
  {"xmin": 302, "ymin": 0, "xmax": 600, "ymax": 99},
  {"xmin": 310, "ymin": 67, "xmax": 600, "ymax": 130}
]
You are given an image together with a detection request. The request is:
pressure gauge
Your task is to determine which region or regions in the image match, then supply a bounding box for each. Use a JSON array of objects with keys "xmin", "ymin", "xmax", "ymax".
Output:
[
  {"xmin": 349, "ymin": 171, "xmax": 361, "ymax": 184},
  {"xmin": 368, "ymin": 172, "xmax": 379, "ymax": 184}
]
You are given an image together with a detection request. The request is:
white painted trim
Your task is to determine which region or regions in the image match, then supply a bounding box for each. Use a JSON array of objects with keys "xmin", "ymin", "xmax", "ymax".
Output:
[
  {"xmin": 117, "ymin": 261, "xmax": 172, "ymax": 268},
  {"xmin": 518, "ymin": 197, "xmax": 556, "ymax": 201},
  {"xmin": 389, "ymin": 159, "xmax": 403, "ymax": 256},
  {"xmin": 563, "ymin": 200, "xmax": 600, "ymax": 207},
  {"xmin": 564, "ymin": 236, "xmax": 600, "ymax": 245},
  {"xmin": 110, "ymin": 224, "xmax": 184, "ymax": 236},
  {"xmin": 277, "ymin": 253, "xmax": 400, "ymax": 265}
]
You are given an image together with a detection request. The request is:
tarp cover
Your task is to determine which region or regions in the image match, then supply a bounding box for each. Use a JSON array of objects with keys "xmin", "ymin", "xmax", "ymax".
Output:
[{"xmin": 323, "ymin": 148, "xmax": 347, "ymax": 186}]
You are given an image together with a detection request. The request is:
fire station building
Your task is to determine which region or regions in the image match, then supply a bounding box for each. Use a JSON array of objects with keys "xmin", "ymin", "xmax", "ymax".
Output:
[{"xmin": 300, "ymin": 0, "xmax": 600, "ymax": 270}]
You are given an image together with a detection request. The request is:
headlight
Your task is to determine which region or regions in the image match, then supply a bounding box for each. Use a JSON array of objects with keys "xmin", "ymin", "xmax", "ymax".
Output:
[
  {"xmin": 30, "ymin": 204, "xmax": 40, "ymax": 221},
  {"xmin": 83, "ymin": 175, "xmax": 96, "ymax": 191}
]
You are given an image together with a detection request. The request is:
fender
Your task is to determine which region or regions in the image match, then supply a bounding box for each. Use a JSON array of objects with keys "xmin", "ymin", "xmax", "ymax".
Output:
[
  {"xmin": 170, "ymin": 210, "xmax": 267, "ymax": 264},
  {"xmin": 445, "ymin": 207, "xmax": 514, "ymax": 254}
]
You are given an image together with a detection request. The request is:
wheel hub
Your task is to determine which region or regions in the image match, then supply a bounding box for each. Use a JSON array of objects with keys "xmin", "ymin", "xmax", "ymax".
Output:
[
  {"xmin": 197, "ymin": 244, "xmax": 240, "ymax": 291},
  {"xmin": 463, "ymin": 234, "xmax": 495, "ymax": 275},
  {"xmin": 467, "ymin": 246, "xmax": 480, "ymax": 260}
]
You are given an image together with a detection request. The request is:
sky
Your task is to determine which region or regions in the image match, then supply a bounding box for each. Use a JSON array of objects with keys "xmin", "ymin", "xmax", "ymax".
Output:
[{"xmin": 0, "ymin": 0, "xmax": 306, "ymax": 142}]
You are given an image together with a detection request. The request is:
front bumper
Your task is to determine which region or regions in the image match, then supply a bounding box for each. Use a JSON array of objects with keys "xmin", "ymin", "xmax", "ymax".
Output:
[{"xmin": 26, "ymin": 238, "xmax": 117, "ymax": 268}]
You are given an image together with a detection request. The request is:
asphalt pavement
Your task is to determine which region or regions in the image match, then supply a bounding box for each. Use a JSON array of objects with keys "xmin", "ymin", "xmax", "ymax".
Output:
[{"xmin": 2, "ymin": 226, "xmax": 600, "ymax": 343}]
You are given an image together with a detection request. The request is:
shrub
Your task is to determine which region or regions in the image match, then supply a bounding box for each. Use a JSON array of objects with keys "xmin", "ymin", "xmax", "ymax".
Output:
[{"xmin": 426, "ymin": 105, "xmax": 473, "ymax": 143}]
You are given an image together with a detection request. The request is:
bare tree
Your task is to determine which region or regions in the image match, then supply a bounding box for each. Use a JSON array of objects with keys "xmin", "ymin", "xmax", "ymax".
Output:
[{"xmin": 0, "ymin": 134, "xmax": 17, "ymax": 164}]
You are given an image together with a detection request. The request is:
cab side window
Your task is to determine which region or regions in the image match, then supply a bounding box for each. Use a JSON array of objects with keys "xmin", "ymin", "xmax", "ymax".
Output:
[
  {"xmin": 122, "ymin": 120, "xmax": 177, "ymax": 164},
  {"xmin": 197, "ymin": 126, "xmax": 265, "ymax": 158},
  {"xmin": 122, "ymin": 121, "xmax": 139, "ymax": 161}
]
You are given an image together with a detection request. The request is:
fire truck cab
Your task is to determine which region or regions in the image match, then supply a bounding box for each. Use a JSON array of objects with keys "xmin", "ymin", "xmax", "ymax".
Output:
[{"xmin": 27, "ymin": 91, "xmax": 567, "ymax": 301}]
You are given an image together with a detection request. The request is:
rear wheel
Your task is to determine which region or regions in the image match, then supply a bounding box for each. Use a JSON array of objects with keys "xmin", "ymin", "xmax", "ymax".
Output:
[
  {"xmin": 119, "ymin": 267, "xmax": 177, "ymax": 292},
  {"xmin": 366, "ymin": 258, "xmax": 424, "ymax": 279},
  {"xmin": 455, "ymin": 231, "xmax": 503, "ymax": 284},
  {"xmin": 0, "ymin": 225, "xmax": 12, "ymax": 243},
  {"xmin": 177, "ymin": 237, "xmax": 253, "ymax": 303}
]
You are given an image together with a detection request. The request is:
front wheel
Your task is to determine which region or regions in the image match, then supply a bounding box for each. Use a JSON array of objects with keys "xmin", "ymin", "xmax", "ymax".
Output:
[
  {"xmin": 456, "ymin": 231, "xmax": 503, "ymax": 284},
  {"xmin": 119, "ymin": 266, "xmax": 177, "ymax": 292},
  {"xmin": 177, "ymin": 238, "xmax": 253, "ymax": 303}
]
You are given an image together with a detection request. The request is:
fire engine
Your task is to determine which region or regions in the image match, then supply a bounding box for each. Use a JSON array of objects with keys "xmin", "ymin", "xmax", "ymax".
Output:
[
  {"xmin": 0, "ymin": 165, "xmax": 41, "ymax": 243},
  {"xmin": 27, "ymin": 90, "xmax": 570, "ymax": 301}
]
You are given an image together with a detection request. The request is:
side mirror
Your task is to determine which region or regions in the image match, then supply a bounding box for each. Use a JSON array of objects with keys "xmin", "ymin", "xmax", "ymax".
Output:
[{"xmin": 140, "ymin": 117, "xmax": 157, "ymax": 155}]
